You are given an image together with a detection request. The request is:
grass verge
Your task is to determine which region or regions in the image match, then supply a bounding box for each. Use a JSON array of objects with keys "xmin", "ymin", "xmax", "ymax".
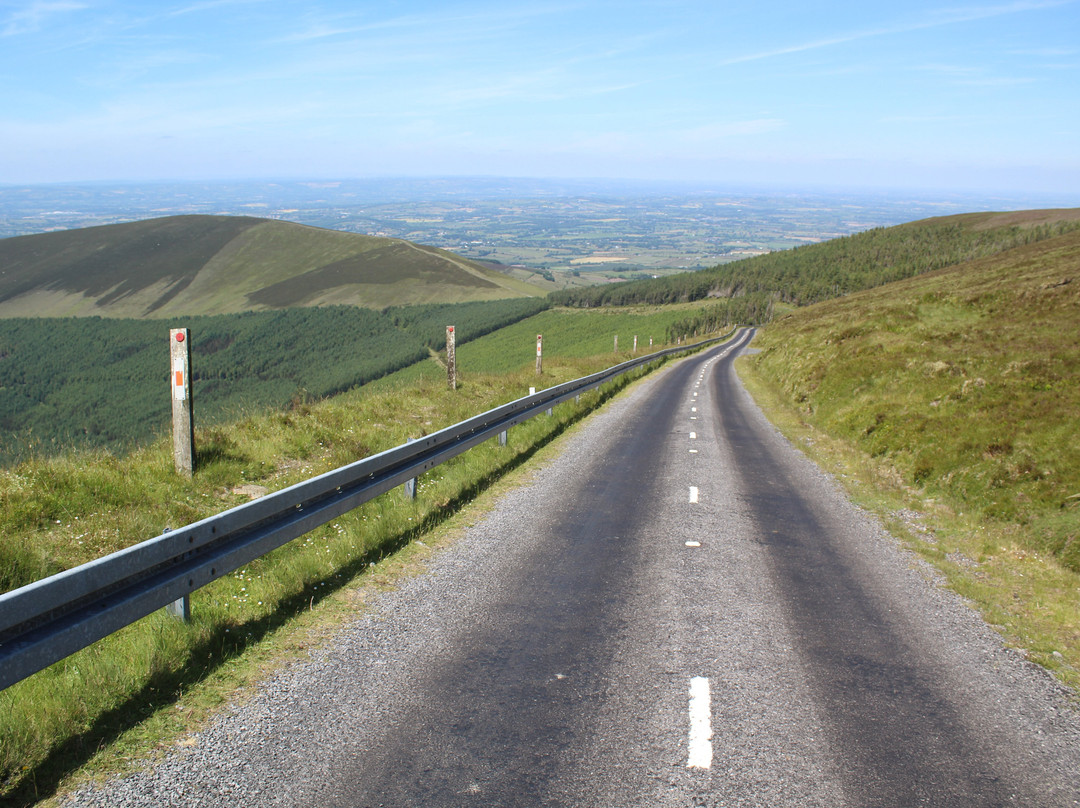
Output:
[
  {"xmin": 737, "ymin": 357, "xmax": 1080, "ymax": 693},
  {"xmin": 734, "ymin": 231, "xmax": 1080, "ymax": 696}
]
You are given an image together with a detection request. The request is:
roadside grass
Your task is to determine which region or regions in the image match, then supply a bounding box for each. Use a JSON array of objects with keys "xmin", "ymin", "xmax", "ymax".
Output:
[
  {"xmin": 455, "ymin": 304, "xmax": 717, "ymax": 373},
  {"xmin": 0, "ymin": 334, "xmax": 705, "ymax": 806},
  {"xmin": 736, "ymin": 229, "xmax": 1080, "ymax": 693}
]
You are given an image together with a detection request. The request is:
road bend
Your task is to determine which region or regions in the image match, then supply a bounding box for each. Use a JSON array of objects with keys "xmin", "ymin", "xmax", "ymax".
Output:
[{"xmin": 63, "ymin": 329, "xmax": 1080, "ymax": 808}]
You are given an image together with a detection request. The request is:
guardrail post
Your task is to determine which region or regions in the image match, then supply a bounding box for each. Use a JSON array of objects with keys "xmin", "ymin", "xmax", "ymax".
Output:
[
  {"xmin": 167, "ymin": 595, "xmax": 191, "ymax": 622},
  {"xmin": 161, "ymin": 529, "xmax": 191, "ymax": 622},
  {"xmin": 446, "ymin": 326, "xmax": 457, "ymax": 390},
  {"xmin": 498, "ymin": 430, "xmax": 507, "ymax": 446},
  {"xmin": 404, "ymin": 437, "xmax": 418, "ymax": 499},
  {"xmin": 170, "ymin": 328, "xmax": 195, "ymax": 477}
]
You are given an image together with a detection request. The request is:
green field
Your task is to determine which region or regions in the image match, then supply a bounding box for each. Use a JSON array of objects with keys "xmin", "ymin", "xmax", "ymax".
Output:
[{"xmin": 458, "ymin": 306, "xmax": 702, "ymax": 371}]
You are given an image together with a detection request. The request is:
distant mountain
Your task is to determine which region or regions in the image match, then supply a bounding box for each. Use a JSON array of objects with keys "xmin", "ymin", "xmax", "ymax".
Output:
[{"xmin": 0, "ymin": 215, "xmax": 541, "ymax": 318}]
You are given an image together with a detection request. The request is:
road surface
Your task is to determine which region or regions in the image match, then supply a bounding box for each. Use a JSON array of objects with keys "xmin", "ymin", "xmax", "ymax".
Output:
[{"xmin": 64, "ymin": 330, "xmax": 1080, "ymax": 807}]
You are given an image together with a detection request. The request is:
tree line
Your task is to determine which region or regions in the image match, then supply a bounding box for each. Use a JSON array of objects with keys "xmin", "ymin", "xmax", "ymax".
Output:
[
  {"xmin": 549, "ymin": 220, "xmax": 1080, "ymax": 313},
  {"xmin": 0, "ymin": 298, "xmax": 549, "ymax": 465}
]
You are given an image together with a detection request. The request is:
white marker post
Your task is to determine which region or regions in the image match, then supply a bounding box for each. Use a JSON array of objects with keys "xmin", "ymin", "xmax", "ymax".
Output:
[
  {"xmin": 536, "ymin": 333, "xmax": 543, "ymax": 376},
  {"xmin": 446, "ymin": 326, "xmax": 457, "ymax": 390},
  {"xmin": 170, "ymin": 328, "xmax": 194, "ymax": 478}
]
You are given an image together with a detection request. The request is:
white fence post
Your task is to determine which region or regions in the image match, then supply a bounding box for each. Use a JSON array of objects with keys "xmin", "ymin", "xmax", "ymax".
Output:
[
  {"xmin": 170, "ymin": 328, "xmax": 194, "ymax": 477},
  {"xmin": 447, "ymin": 326, "xmax": 457, "ymax": 390}
]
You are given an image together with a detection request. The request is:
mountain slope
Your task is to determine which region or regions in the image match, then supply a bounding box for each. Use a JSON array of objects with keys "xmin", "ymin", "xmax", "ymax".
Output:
[
  {"xmin": 746, "ymin": 226, "xmax": 1080, "ymax": 571},
  {"xmin": 549, "ymin": 208, "xmax": 1080, "ymax": 311},
  {"xmin": 0, "ymin": 215, "xmax": 540, "ymax": 317}
]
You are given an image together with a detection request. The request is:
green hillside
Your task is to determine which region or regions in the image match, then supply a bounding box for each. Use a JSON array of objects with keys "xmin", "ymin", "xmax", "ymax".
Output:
[
  {"xmin": 550, "ymin": 208, "xmax": 1080, "ymax": 315},
  {"xmin": 748, "ymin": 226, "xmax": 1080, "ymax": 564},
  {"xmin": 0, "ymin": 215, "xmax": 541, "ymax": 318},
  {"xmin": 740, "ymin": 224, "xmax": 1080, "ymax": 684},
  {"xmin": 0, "ymin": 298, "xmax": 548, "ymax": 464}
]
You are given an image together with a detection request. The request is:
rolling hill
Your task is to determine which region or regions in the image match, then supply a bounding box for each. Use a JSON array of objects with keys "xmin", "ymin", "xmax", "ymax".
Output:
[{"xmin": 0, "ymin": 215, "xmax": 541, "ymax": 318}]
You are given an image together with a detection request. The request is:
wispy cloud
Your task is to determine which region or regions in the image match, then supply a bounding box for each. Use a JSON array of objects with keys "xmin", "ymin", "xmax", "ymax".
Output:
[
  {"xmin": 881, "ymin": 113, "xmax": 975, "ymax": 124},
  {"xmin": 954, "ymin": 75, "xmax": 1037, "ymax": 86},
  {"xmin": 716, "ymin": 0, "xmax": 1075, "ymax": 66},
  {"xmin": 913, "ymin": 62, "xmax": 1038, "ymax": 87},
  {"xmin": 1, "ymin": 0, "xmax": 86, "ymax": 37},
  {"xmin": 166, "ymin": 0, "xmax": 269, "ymax": 17},
  {"xmin": 1008, "ymin": 46, "xmax": 1078, "ymax": 56},
  {"xmin": 271, "ymin": 4, "xmax": 573, "ymax": 45},
  {"xmin": 680, "ymin": 119, "xmax": 787, "ymax": 142}
]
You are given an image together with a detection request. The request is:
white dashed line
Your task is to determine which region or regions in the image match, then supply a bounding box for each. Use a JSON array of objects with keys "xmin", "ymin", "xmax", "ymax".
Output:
[
  {"xmin": 688, "ymin": 677, "xmax": 713, "ymax": 769},
  {"xmin": 689, "ymin": 486, "xmax": 699, "ymax": 504},
  {"xmin": 690, "ymin": 432, "xmax": 697, "ymax": 439}
]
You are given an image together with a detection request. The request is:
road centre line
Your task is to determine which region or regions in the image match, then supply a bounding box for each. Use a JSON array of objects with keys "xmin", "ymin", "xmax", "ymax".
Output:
[
  {"xmin": 688, "ymin": 677, "xmax": 713, "ymax": 769},
  {"xmin": 690, "ymin": 432, "xmax": 696, "ymax": 439},
  {"xmin": 689, "ymin": 486, "xmax": 699, "ymax": 504}
]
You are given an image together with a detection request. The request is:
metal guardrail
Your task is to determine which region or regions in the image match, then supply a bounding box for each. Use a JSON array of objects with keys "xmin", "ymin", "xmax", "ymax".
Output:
[{"xmin": 0, "ymin": 329, "xmax": 748, "ymax": 691}]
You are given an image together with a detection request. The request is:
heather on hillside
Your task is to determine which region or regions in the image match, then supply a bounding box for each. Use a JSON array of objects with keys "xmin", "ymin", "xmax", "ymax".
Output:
[{"xmin": 748, "ymin": 228, "xmax": 1080, "ymax": 571}]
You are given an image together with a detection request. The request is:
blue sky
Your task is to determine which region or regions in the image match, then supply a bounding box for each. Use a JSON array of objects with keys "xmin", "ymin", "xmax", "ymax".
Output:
[{"xmin": 1, "ymin": 0, "xmax": 1077, "ymax": 195}]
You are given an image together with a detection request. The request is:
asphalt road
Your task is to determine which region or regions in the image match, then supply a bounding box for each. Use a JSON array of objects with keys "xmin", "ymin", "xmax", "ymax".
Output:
[{"xmin": 64, "ymin": 330, "xmax": 1080, "ymax": 807}]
